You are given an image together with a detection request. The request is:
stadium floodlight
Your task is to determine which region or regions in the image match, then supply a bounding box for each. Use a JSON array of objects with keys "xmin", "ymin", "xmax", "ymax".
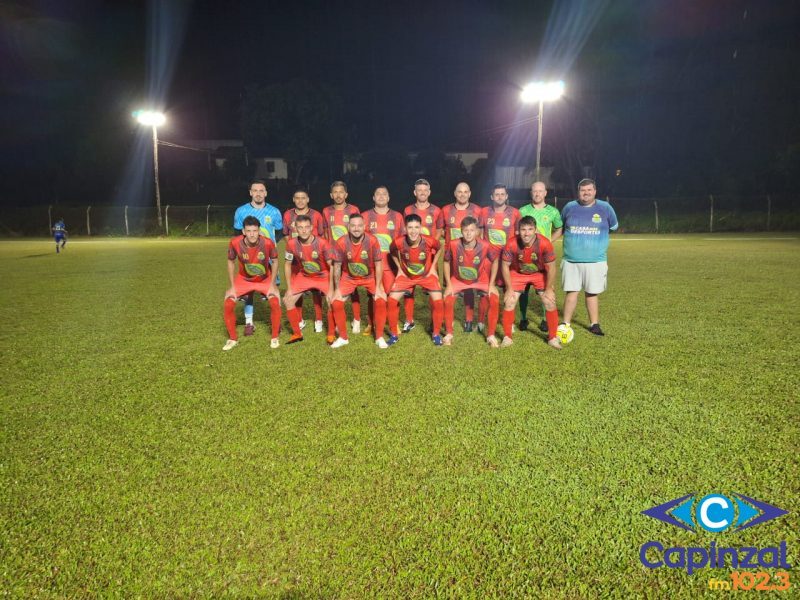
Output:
[
  {"xmin": 520, "ymin": 81, "xmax": 564, "ymax": 182},
  {"xmin": 133, "ymin": 109, "xmax": 166, "ymax": 228}
]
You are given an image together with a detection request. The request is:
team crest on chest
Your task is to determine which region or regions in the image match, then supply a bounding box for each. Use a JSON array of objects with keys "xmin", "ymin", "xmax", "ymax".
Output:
[
  {"xmin": 388, "ymin": 221, "xmax": 395, "ymax": 229},
  {"xmin": 426, "ymin": 215, "xmax": 433, "ymax": 224},
  {"xmin": 473, "ymin": 256, "xmax": 481, "ymax": 265},
  {"xmin": 360, "ymin": 250, "xmax": 368, "ymax": 259},
  {"xmin": 419, "ymin": 251, "xmax": 426, "ymax": 259},
  {"xmin": 257, "ymin": 252, "xmax": 265, "ymax": 260},
  {"xmin": 311, "ymin": 250, "xmax": 319, "ymax": 258},
  {"xmin": 503, "ymin": 218, "xmax": 510, "ymax": 226}
]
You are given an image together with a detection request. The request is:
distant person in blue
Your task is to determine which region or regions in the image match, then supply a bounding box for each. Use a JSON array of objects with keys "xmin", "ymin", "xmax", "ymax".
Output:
[
  {"xmin": 52, "ymin": 218, "xmax": 68, "ymax": 253},
  {"xmin": 561, "ymin": 179, "xmax": 618, "ymax": 336},
  {"xmin": 233, "ymin": 180, "xmax": 283, "ymax": 336}
]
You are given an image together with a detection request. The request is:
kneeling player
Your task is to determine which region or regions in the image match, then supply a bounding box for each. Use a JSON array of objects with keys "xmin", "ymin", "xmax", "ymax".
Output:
[
  {"xmin": 331, "ymin": 214, "xmax": 388, "ymax": 348},
  {"xmin": 388, "ymin": 213, "xmax": 444, "ymax": 345},
  {"xmin": 223, "ymin": 216, "xmax": 281, "ymax": 351},
  {"xmin": 283, "ymin": 214, "xmax": 336, "ymax": 344},
  {"xmin": 442, "ymin": 217, "xmax": 501, "ymax": 347},
  {"xmin": 500, "ymin": 216, "xmax": 562, "ymax": 349}
]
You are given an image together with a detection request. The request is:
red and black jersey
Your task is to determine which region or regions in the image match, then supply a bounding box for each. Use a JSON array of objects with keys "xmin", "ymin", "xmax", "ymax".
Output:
[
  {"xmin": 362, "ymin": 208, "xmax": 404, "ymax": 255},
  {"xmin": 285, "ymin": 236, "xmax": 334, "ymax": 277},
  {"xmin": 482, "ymin": 205, "xmax": 521, "ymax": 248},
  {"xmin": 441, "ymin": 202, "xmax": 484, "ymax": 244},
  {"xmin": 403, "ymin": 203, "xmax": 444, "ymax": 239},
  {"xmin": 333, "ymin": 234, "xmax": 383, "ymax": 278},
  {"xmin": 502, "ymin": 234, "xmax": 556, "ymax": 274},
  {"xmin": 322, "ymin": 204, "xmax": 361, "ymax": 242},
  {"xmin": 444, "ymin": 238, "xmax": 499, "ymax": 284},
  {"xmin": 390, "ymin": 234, "xmax": 441, "ymax": 279},
  {"xmin": 227, "ymin": 234, "xmax": 277, "ymax": 281},
  {"xmin": 283, "ymin": 208, "xmax": 325, "ymax": 238}
]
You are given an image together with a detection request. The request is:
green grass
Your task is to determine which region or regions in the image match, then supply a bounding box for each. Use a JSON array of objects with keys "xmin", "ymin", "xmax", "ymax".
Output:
[{"xmin": 1, "ymin": 234, "xmax": 798, "ymax": 598}]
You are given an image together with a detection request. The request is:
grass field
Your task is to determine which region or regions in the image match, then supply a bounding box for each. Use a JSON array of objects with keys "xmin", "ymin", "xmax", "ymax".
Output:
[{"xmin": 1, "ymin": 234, "xmax": 798, "ymax": 598}]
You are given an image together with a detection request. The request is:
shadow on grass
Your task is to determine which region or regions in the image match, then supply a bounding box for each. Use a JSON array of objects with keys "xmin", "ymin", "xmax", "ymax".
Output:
[{"xmin": 23, "ymin": 253, "xmax": 53, "ymax": 258}]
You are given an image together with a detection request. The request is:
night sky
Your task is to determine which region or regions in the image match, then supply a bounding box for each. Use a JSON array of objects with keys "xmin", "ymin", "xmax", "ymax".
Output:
[{"xmin": 1, "ymin": 0, "xmax": 799, "ymax": 205}]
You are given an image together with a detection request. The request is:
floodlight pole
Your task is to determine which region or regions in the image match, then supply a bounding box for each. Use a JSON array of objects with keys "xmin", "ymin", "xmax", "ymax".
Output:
[
  {"xmin": 535, "ymin": 100, "xmax": 544, "ymax": 183},
  {"xmin": 152, "ymin": 125, "xmax": 163, "ymax": 228}
]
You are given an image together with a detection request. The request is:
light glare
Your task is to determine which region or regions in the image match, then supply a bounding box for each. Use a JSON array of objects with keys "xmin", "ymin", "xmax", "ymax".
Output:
[
  {"xmin": 520, "ymin": 81, "xmax": 565, "ymax": 103},
  {"xmin": 133, "ymin": 110, "xmax": 166, "ymax": 127}
]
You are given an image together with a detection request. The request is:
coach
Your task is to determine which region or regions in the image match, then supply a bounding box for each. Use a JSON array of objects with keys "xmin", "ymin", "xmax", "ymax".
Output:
[{"xmin": 560, "ymin": 178, "xmax": 618, "ymax": 336}]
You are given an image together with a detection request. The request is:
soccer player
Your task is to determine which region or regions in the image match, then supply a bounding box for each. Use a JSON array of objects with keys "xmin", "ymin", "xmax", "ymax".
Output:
[
  {"xmin": 479, "ymin": 184, "xmax": 521, "ymax": 331},
  {"xmin": 561, "ymin": 178, "xmax": 619, "ymax": 336},
  {"xmin": 362, "ymin": 186, "xmax": 404, "ymax": 337},
  {"xmin": 283, "ymin": 214, "xmax": 337, "ymax": 344},
  {"xmin": 518, "ymin": 181, "xmax": 563, "ymax": 333},
  {"xmin": 283, "ymin": 187, "xmax": 326, "ymax": 333},
  {"xmin": 323, "ymin": 181, "xmax": 362, "ymax": 331},
  {"xmin": 331, "ymin": 214, "xmax": 388, "ymax": 348},
  {"xmin": 401, "ymin": 178, "xmax": 444, "ymax": 333},
  {"xmin": 442, "ymin": 217, "xmax": 501, "ymax": 347},
  {"xmin": 52, "ymin": 218, "xmax": 67, "ymax": 253},
  {"xmin": 500, "ymin": 216, "xmax": 562, "ymax": 350},
  {"xmin": 233, "ymin": 179, "xmax": 283, "ymax": 337},
  {"xmin": 388, "ymin": 213, "xmax": 444, "ymax": 345},
  {"xmin": 441, "ymin": 182, "xmax": 484, "ymax": 331},
  {"xmin": 223, "ymin": 216, "xmax": 281, "ymax": 351}
]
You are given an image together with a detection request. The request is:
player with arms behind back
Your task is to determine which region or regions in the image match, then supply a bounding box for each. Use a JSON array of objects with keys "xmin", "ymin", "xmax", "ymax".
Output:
[
  {"xmin": 223, "ymin": 216, "xmax": 281, "ymax": 351},
  {"xmin": 52, "ymin": 218, "xmax": 67, "ymax": 253}
]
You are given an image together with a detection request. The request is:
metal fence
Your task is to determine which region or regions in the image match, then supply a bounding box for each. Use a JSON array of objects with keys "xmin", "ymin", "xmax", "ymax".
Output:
[{"xmin": 1, "ymin": 195, "xmax": 797, "ymax": 237}]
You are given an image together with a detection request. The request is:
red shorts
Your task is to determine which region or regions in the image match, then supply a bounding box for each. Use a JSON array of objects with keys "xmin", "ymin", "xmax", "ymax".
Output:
[
  {"xmin": 229, "ymin": 274, "xmax": 277, "ymax": 299},
  {"xmin": 290, "ymin": 274, "xmax": 330, "ymax": 296},
  {"xmin": 391, "ymin": 273, "xmax": 441, "ymax": 293},
  {"xmin": 509, "ymin": 271, "xmax": 545, "ymax": 292},
  {"xmin": 446, "ymin": 277, "xmax": 492, "ymax": 296},
  {"xmin": 338, "ymin": 275, "xmax": 376, "ymax": 297}
]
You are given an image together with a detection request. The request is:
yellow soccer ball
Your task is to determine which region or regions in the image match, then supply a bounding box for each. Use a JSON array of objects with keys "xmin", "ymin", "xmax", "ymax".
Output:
[{"xmin": 556, "ymin": 323, "xmax": 574, "ymax": 345}]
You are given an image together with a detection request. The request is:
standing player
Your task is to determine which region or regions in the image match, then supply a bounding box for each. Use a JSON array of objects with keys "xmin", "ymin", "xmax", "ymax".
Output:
[
  {"xmin": 233, "ymin": 179, "xmax": 283, "ymax": 337},
  {"xmin": 330, "ymin": 214, "xmax": 388, "ymax": 349},
  {"xmin": 323, "ymin": 181, "xmax": 362, "ymax": 332},
  {"xmin": 479, "ymin": 184, "xmax": 521, "ymax": 331},
  {"xmin": 500, "ymin": 216, "xmax": 562, "ymax": 349},
  {"xmin": 283, "ymin": 214, "xmax": 336, "ymax": 344},
  {"xmin": 518, "ymin": 181, "xmax": 563, "ymax": 333},
  {"xmin": 442, "ymin": 217, "xmax": 501, "ymax": 347},
  {"xmin": 223, "ymin": 216, "xmax": 281, "ymax": 351},
  {"xmin": 52, "ymin": 218, "xmax": 67, "ymax": 253},
  {"xmin": 561, "ymin": 179, "xmax": 619, "ymax": 336},
  {"xmin": 283, "ymin": 187, "xmax": 326, "ymax": 333},
  {"xmin": 402, "ymin": 178, "xmax": 444, "ymax": 333},
  {"xmin": 388, "ymin": 213, "xmax": 444, "ymax": 345},
  {"xmin": 362, "ymin": 186, "xmax": 404, "ymax": 337},
  {"xmin": 441, "ymin": 182, "xmax": 484, "ymax": 331}
]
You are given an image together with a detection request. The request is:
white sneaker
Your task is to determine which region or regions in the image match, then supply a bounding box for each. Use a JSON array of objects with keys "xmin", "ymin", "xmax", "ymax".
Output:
[
  {"xmin": 486, "ymin": 335, "xmax": 499, "ymax": 348},
  {"xmin": 330, "ymin": 337, "xmax": 350, "ymax": 349},
  {"xmin": 443, "ymin": 333, "xmax": 454, "ymax": 346},
  {"xmin": 314, "ymin": 320, "xmax": 323, "ymax": 333},
  {"xmin": 547, "ymin": 337, "xmax": 562, "ymax": 350},
  {"xmin": 299, "ymin": 319, "xmax": 306, "ymax": 330},
  {"xmin": 270, "ymin": 338, "xmax": 280, "ymax": 349},
  {"xmin": 351, "ymin": 320, "xmax": 361, "ymax": 334},
  {"xmin": 222, "ymin": 339, "xmax": 238, "ymax": 351},
  {"xmin": 375, "ymin": 337, "xmax": 389, "ymax": 349},
  {"xmin": 477, "ymin": 322, "xmax": 485, "ymax": 333},
  {"xmin": 500, "ymin": 336, "xmax": 514, "ymax": 348}
]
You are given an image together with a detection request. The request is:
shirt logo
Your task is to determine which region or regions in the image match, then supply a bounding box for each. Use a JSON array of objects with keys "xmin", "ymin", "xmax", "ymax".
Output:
[
  {"xmin": 503, "ymin": 218, "xmax": 510, "ymax": 226},
  {"xmin": 388, "ymin": 221, "xmax": 395, "ymax": 229},
  {"xmin": 473, "ymin": 256, "xmax": 481, "ymax": 265},
  {"xmin": 360, "ymin": 250, "xmax": 368, "ymax": 259},
  {"xmin": 311, "ymin": 251, "xmax": 319, "ymax": 258},
  {"xmin": 419, "ymin": 251, "xmax": 426, "ymax": 259},
  {"xmin": 592, "ymin": 213, "xmax": 602, "ymax": 223},
  {"xmin": 343, "ymin": 215, "xmax": 350, "ymax": 222},
  {"xmin": 257, "ymin": 252, "xmax": 265, "ymax": 260},
  {"xmin": 426, "ymin": 215, "xmax": 432, "ymax": 224}
]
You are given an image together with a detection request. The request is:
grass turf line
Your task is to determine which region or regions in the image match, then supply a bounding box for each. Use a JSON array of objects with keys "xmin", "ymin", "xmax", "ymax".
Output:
[{"xmin": 0, "ymin": 234, "xmax": 798, "ymax": 598}]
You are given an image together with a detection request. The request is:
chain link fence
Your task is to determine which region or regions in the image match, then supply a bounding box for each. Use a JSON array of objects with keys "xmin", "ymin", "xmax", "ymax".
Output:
[{"xmin": 1, "ymin": 195, "xmax": 797, "ymax": 237}]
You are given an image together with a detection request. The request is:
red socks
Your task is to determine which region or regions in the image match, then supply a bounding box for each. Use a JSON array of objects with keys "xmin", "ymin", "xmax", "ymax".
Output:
[
  {"xmin": 502, "ymin": 309, "xmax": 515, "ymax": 338},
  {"xmin": 546, "ymin": 309, "xmax": 559, "ymax": 340},
  {"xmin": 373, "ymin": 298, "xmax": 387, "ymax": 338},
  {"xmin": 404, "ymin": 296, "xmax": 415, "ymax": 323},
  {"xmin": 224, "ymin": 298, "xmax": 238, "ymax": 340},
  {"xmin": 331, "ymin": 300, "xmax": 349, "ymax": 340},
  {"xmin": 487, "ymin": 294, "xmax": 499, "ymax": 337},
  {"xmin": 444, "ymin": 296, "xmax": 456, "ymax": 334},
  {"xmin": 388, "ymin": 297, "xmax": 400, "ymax": 336},
  {"xmin": 431, "ymin": 298, "xmax": 444, "ymax": 335}
]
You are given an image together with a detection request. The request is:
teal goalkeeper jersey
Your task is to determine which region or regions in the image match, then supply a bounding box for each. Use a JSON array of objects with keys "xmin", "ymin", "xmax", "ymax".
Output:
[{"xmin": 519, "ymin": 203, "xmax": 562, "ymax": 239}]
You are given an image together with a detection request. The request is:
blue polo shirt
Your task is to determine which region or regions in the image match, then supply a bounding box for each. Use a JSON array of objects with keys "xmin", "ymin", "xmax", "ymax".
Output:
[
  {"xmin": 561, "ymin": 200, "xmax": 618, "ymax": 262},
  {"xmin": 233, "ymin": 202, "xmax": 282, "ymax": 241}
]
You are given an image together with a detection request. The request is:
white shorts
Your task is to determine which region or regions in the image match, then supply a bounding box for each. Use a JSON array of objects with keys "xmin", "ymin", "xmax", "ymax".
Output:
[{"xmin": 561, "ymin": 261, "xmax": 608, "ymax": 294}]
